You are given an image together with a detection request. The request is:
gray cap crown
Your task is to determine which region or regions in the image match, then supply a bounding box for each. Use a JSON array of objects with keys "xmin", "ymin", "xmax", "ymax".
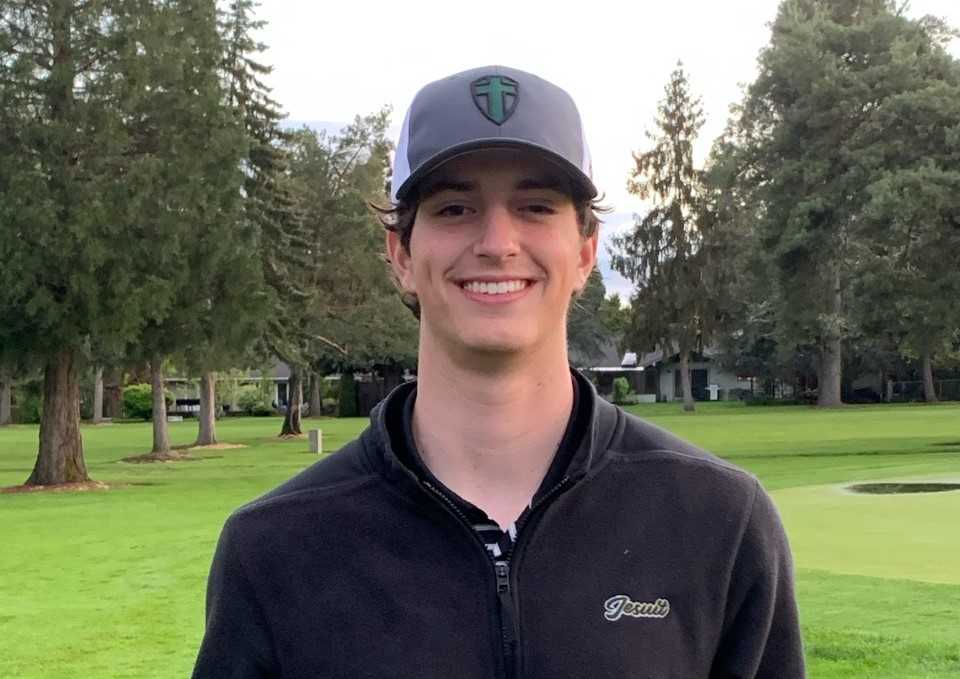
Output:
[{"xmin": 392, "ymin": 65, "xmax": 596, "ymax": 203}]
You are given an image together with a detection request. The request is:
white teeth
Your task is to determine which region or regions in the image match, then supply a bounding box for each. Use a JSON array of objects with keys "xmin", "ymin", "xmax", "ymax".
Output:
[{"xmin": 462, "ymin": 280, "xmax": 528, "ymax": 295}]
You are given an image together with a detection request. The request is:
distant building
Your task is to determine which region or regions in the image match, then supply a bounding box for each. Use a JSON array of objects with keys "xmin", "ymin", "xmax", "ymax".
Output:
[
  {"xmin": 635, "ymin": 346, "xmax": 752, "ymax": 402},
  {"xmin": 574, "ymin": 341, "xmax": 752, "ymax": 403}
]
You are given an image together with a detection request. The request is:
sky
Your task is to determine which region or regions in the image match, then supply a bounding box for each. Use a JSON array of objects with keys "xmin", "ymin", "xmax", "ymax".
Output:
[{"xmin": 254, "ymin": 0, "xmax": 960, "ymax": 297}]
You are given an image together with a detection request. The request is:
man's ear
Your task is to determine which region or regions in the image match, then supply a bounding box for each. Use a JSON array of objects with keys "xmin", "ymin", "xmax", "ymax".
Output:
[
  {"xmin": 576, "ymin": 230, "xmax": 599, "ymax": 292},
  {"xmin": 386, "ymin": 229, "xmax": 415, "ymax": 294}
]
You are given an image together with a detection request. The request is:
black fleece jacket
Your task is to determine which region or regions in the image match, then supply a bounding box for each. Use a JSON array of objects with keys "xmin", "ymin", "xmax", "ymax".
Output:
[{"xmin": 192, "ymin": 371, "xmax": 805, "ymax": 679}]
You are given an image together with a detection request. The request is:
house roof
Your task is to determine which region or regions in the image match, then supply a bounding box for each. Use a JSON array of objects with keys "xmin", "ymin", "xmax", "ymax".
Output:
[
  {"xmin": 568, "ymin": 337, "xmax": 621, "ymax": 369},
  {"xmin": 637, "ymin": 344, "xmax": 722, "ymax": 368}
]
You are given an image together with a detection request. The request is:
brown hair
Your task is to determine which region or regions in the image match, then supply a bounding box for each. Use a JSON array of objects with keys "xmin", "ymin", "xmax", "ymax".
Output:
[{"xmin": 373, "ymin": 186, "xmax": 609, "ymax": 319}]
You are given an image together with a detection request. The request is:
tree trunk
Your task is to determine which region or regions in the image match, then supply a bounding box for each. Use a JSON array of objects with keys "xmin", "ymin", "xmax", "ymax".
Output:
[
  {"xmin": 817, "ymin": 337, "xmax": 843, "ymax": 407},
  {"xmin": 679, "ymin": 349, "xmax": 695, "ymax": 412},
  {"xmin": 104, "ymin": 367, "xmax": 123, "ymax": 419},
  {"xmin": 280, "ymin": 366, "xmax": 303, "ymax": 436},
  {"xmin": 817, "ymin": 266, "xmax": 844, "ymax": 407},
  {"xmin": 26, "ymin": 350, "xmax": 90, "ymax": 485},
  {"xmin": 309, "ymin": 373, "xmax": 322, "ymax": 418},
  {"xmin": 0, "ymin": 370, "xmax": 12, "ymax": 426},
  {"xmin": 151, "ymin": 357, "xmax": 171, "ymax": 454},
  {"xmin": 196, "ymin": 371, "xmax": 218, "ymax": 445},
  {"xmin": 921, "ymin": 351, "xmax": 939, "ymax": 403},
  {"xmin": 92, "ymin": 366, "xmax": 104, "ymax": 424}
]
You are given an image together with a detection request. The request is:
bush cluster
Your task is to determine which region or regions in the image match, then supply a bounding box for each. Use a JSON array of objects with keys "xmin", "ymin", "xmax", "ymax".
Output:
[
  {"xmin": 612, "ymin": 377, "xmax": 634, "ymax": 405},
  {"xmin": 237, "ymin": 385, "xmax": 274, "ymax": 417}
]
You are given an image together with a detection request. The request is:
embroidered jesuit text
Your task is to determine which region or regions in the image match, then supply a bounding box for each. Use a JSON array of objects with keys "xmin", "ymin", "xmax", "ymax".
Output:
[{"xmin": 603, "ymin": 595, "xmax": 671, "ymax": 621}]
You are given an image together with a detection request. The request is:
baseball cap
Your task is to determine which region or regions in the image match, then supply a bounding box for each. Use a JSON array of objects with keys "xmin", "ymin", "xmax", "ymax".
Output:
[{"xmin": 391, "ymin": 65, "xmax": 597, "ymax": 204}]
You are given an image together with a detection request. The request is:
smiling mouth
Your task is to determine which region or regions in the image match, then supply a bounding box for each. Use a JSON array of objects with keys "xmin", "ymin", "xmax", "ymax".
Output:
[{"xmin": 460, "ymin": 279, "xmax": 531, "ymax": 296}]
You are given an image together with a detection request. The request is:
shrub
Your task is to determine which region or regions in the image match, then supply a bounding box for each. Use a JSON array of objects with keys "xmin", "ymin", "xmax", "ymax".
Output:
[
  {"xmin": 612, "ymin": 377, "xmax": 633, "ymax": 405},
  {"xmin": 726, "ymin": 388, "xmax": 752, "ymax": 401},
  {"xmin": 321, "ymin": 397, "xmax": 338, "ymax": 416},
  {"xmin": 123, "ymin": 384, "xmax": 156, "ymax": 420},
  {"xmin": 237, "ymin": 385, "xmax": 274, "ymax": 416},
  {"xmin": 320, "ymin": 377, "xmax": 340, "ymax": 403},
  {"xmin": 338, "ymin": 373, "xmax": 358, "ymax": 418},
  {"xmin": 14, "ymin": 381, "xmax": 42, "ymax": 424}
]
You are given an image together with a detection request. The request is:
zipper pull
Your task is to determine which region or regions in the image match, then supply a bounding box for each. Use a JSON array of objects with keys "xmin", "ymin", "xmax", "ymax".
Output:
[{"xmin": 495, "ymin": 560, "xmax": 510, "ymax": 593}]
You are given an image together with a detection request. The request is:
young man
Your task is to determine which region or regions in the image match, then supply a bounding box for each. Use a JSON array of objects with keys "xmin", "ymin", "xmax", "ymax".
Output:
[{"xmin": 193, "ymin": 66, "xmax": 805, "ymax": 678}]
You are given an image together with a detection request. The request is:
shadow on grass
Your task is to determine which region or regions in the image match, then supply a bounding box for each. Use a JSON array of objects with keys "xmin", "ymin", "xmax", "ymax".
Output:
[
  {"xmin": 729, "ymin": 448, "xmax": 960, "ymax": 461},
  {"xmin": 848, "ymin": 482, "xmax": 960, "ymax": 494}
]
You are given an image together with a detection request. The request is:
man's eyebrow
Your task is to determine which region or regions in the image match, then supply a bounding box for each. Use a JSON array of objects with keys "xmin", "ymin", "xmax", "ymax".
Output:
[
  {"xmin": 416, "ymin": 176, "xmax": 573, "ymax": 202},
  {"xmin": 514, "ymin": 177, "xmax": 572, "ymax": 194},
  {"xmin": 418, "ymin": 179, "xmax": 476, "ymax": 201}
]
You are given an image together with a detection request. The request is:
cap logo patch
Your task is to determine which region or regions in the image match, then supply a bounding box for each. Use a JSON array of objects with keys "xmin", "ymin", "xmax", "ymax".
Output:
[{"xmin": 471, "ymin": 75, "xmax": 519, "ymax": 125}]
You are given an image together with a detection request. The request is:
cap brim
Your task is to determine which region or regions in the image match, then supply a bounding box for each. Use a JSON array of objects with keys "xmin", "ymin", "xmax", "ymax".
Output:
[{"xmin": 393, "ymin": 138, "xmax": 597, "ymax": 204}]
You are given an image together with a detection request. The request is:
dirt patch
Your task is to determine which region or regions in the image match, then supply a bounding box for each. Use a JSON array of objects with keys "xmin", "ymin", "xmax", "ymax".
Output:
[
  {"xmin": 277, "ymin": 434, "xmax": 305, "ymax": 441},
  {"xmin": 1, "ymin": 481, "xmax": 111, "ymax": 494},
  {"xmin": 121, "ymin": 451, "xmax": 199, "ymax": 464},
  {"xmin": 186, "ymin": 443, "xmax": 247, "ymax": 451},
  {"xmin": 847, "ymin": 482, "xmax": 960, "ymax": 494}
]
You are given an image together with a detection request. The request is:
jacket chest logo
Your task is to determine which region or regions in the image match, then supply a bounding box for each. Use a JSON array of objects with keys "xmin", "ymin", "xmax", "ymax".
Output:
[{"xmin": 603, "ymin": 594, "xmax": 671, "ymax": 621}]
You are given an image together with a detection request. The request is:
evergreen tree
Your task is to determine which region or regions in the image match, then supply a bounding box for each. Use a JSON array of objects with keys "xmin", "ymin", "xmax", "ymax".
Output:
[
  {"xmin": 0, "ymin": 1, "xmax": 216, "ymax": 482},
  {"xmin": 736, "ymin": 0, "xmax": 960, "ymax": 406},
  {"xmin": 567, "ymin": 268, "xmax": 609, "ymax": 360},
  {"xmin": 218, "ymin": 0, "xmax": 315, "ymax": 436},
  {"xmin": 598, "ymin": 293, "xmax": 632, "ymax": 355},
  {"xmin": 701, "ymin": 124, "xmax": 804, "ymax": 398},
  {"xmin": 854, "ymin": 18, "xmax": 960, "ymax": 402},
  {"xmin": 118, "ymin": 0, "xmax": 248, "ymax": 457},
  {"xmin": 610, "ymin": 64, "xmax": 713, "ymax": 412},
  {"xmin": 281, "ymin": 111, "xmax": 418, "ymax": 433}
]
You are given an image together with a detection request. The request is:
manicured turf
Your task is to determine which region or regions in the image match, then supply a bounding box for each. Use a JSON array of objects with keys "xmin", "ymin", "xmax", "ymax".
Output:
[{"xmin": 1, "ymin": 401, "xmax": 959, "ymax": 678}]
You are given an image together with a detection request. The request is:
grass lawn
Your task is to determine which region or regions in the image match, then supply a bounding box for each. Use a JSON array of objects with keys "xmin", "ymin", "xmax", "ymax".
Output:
[{"xmin": 2, "ymin": 401, "xmax": 959, "ymax": 678}]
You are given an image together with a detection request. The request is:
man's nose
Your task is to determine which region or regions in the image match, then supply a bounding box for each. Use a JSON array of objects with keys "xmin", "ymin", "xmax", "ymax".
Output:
[{"xmin": 473, "ymin": 205, "xmax": 520, "ymax": 259}]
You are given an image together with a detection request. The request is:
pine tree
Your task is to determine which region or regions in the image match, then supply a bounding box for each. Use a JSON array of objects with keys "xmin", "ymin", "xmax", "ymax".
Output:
[
  {"xmin": 567, "ymin": 268, "xmax": 609, "ymax": 361},
  {"xmin": 854, "ymin": 17, "xmax": 960, "ymax": 403},
  {"xmin": 0, "ymin": 0, "xmax": 248, "ymax": 477},
  {"xmin": 610, "ymin": 64, "xmax": 712, "ymax": 412},
  {"xmin": 736, "ymin": 0, "xmax": 960, "ymax": 406},
  {"xmin": 0, "ymin": 1, "xmax": 159, "ymax": 482},
  {"xmin": 219, "ymin": 0, "xmax": 314, "ymax": 436},
  {"xmin": 118, "ymin": 0, "xmax": 249, "ymax": 457},
  {"xmin": 290, "ymin": 111, "xmax": 410, "ymax": 342},
  {"xmin": 285, "ymin": 112, "xmax": 418, "ymax": 425}
]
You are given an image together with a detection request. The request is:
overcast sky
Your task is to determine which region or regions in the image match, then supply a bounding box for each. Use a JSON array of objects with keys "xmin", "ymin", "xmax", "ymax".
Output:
[{"xmin": 254, "ymin": 0, "xmax": 960, "ymax": 297}]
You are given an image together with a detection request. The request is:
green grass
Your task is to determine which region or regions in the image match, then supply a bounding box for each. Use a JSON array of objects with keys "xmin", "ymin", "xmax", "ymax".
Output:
[{"xmin": 2, "ymin": 402, "xmax": 960, "ymax": 678}]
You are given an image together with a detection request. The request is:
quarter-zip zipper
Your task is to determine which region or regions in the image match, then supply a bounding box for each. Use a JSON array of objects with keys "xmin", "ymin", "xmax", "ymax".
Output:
[
  {"xmin": 494, "ymin": 559, "xmax": 517, "ymax": 679},
  {"xmin": 422, "ymin": 475, "xmax": 574, "ymax": 679}
]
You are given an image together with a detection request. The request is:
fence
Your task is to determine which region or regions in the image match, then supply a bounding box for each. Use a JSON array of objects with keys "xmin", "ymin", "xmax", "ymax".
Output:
[{"xmin": 890, "ymin": 379, "xmax": 960, "ymax": 402}]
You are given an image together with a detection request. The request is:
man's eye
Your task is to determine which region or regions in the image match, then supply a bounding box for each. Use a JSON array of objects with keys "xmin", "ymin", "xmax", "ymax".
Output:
[
  {"xmin": 436, "ymin": 205, "xmax": 468, "ymax": 217},
  {"xmin": 524, "ymin": 204, "xmax": 556, "ymax": 215}
]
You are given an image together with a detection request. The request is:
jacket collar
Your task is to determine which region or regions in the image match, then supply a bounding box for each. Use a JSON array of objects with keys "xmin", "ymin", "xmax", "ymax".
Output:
[{"xmin": 361, "ymin": 368, "xmax": 621, "ymax": 488}]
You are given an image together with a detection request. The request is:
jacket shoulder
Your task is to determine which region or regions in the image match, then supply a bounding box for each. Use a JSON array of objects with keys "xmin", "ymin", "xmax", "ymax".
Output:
[
  {"xmin": 231, "ymin": 431, "xmax": 379, "ymax": 521},
  {"xmin": 604, "ymin": 404, "xmax": 757, "ymax": 488}
]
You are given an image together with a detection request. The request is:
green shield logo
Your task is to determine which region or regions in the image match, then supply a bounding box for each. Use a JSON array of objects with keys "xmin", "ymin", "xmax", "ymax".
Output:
[{"xmin": 471, "ymin": 75, "xmax": 519, "ymax": 125}]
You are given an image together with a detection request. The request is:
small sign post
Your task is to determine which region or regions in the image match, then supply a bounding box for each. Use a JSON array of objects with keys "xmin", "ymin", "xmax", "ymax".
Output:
[{"xmin": 309, "ymin": 429, "xmax": 322, "ymax": 455}]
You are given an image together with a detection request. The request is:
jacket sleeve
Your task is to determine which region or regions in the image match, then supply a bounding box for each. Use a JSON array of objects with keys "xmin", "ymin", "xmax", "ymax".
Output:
[
  {"xmin": 192, "ymin": 515, "xmax": 279, "ymax": 679},
  {"xmin": 710, "ymin": 481, "xmax": 805, "ymax": 679}
]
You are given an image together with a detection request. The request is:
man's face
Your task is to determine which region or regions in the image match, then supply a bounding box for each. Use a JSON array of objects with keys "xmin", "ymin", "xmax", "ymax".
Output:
[{"xmin": 387, "ymin": 148, "xmax": 598, "ymax": 359}]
